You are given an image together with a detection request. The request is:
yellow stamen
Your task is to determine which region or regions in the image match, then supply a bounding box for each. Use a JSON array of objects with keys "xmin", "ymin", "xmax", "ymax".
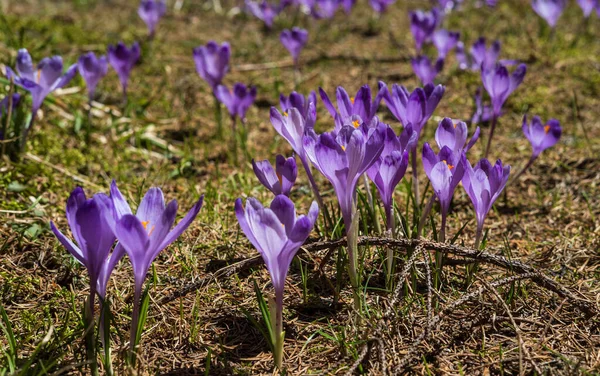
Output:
[
  {"xmin": 341, "ymin": 145, "xmax": 346, "ymax": 151},
  {"xmin": 443, "ymin": 160, "xmax": 454, "ymax": 170},
  {"xmin": 352, "ymin": 120, "xmax": 360, "ymax": 128},
  {"xmin": 283, "ymin": 111, "xmax": 289, "ymax": 117},
  {"xmin": 453, "ymin": 122, "xmax": 458, "ymax": 129},
  {"xmin": 141, "ymin": 221, "xmax": 149, "ymax": 230},
  {"xmin": 544, "ymin": 125, "xmax": 550, "ymax": 134},
  {"xmin": 350, "ymin": 96, "xmax": 355, "ymax": 105},
  {"xmin": 37, "ymin": 69, "xmax": 41, "ymax": 82}
]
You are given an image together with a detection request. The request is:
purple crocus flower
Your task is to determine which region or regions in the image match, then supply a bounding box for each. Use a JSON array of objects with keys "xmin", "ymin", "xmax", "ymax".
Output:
[
  {"xmin": 5, "ymin": 49, "xmax": 77, "ymax": 115},
  {"xmin": 577, "ymin": 0, "xmax": 598, "ymax": 17},
  {"xmin": 0, "ymin": 93, "xmax": 21, "ymax": 118},
  {"xmin": 193, "ymin": 41, "xmax": 231, "ymax": 91},
  {"xmin": 280, "ymin": 28, "xmax": 308, "ymax": 66},
  {"xmin": 77, "ymin": 52, "xmax": 108, "ymax": 101},
  {"xmin": 532, "ymin": 0, "xmax": 566, "ymax": 27},
  {"xmin": 303, "ymin": 120, "xmax": 385, "ymax": 291},
  {"xmin": 471, "ymin": 87, "xmax": 496, "ymax": 124},
  {"xmin": 235, "ymin": 195, "xmax": 318, "ymax": 368},
  {"xmin": 50, "ymin": 187, "xmax": 120, "ymax": 302},
  {"xmin": 432, "ymin": 29, "xmax": 460, "ymax": 58},
  {"xmin": 138, "ymin": 0, "xmax": 167, "ymax": 37},
  {"xmin": 369, "ymin": 0, "xmax": 396, "ymax": 13},
  {"xmin": 342, "ymin": 0, "xmax": 356, "ymax": 13},
  {"xmin": 435, "ymin": 117, "xmax": 480, "ymax": 155},
  {"xmin": 108, "ymin": 181, "xmax": 203, "ymax": 354},
  {"xmin": 412, "ymin": 55, "xmax": 444, "ymax": 85},
  {"xmin": 462, "ymin": 158, "xmax": 510, "ymax": 247},
  {"xmin": 522, "ymin": 115, "xmax": 561, "ymax": 158},
  {"xmin": 409, "ymin": 9, "xmax": 440, "ymax": 51},
  {"xmin": 481, "ymin": 63, "xmax": 527, "ymax": 117},
  {"xmin": 312, "ymin": 0, "xmax": 341, "ymax": 18},
  {"xmin": 252, "ymin": 155, "xmax": 298, "ymax": 196},
  {"xmin": 215, "ymin": 83, "xmax": 257, "ymax": 120},
  {"xmin": 270, "ymin": 107, "xmax": 324, "ymax": 209},
  {"xmin": 382, "ymin": 82, "xmax": 445, "ymax": 137},
  {"xmin": 279, "ymin": 91, "xmax": 317, "ymax": 129},
  {"xmin": 246, "ymin": 0, "xmax": 278, "ymax": 28},
  {"xmin": 456, "ymin": 38, "xmax": 500, "ymax": 71},
  {"xmin": 319, "ymin": 84, "xmax": 387, "ymax": 131},
  {"xmin": 366, "ymin": 125, "xmax": 414, "ymax": 230},
  {"xmin": 107, "ymin": 42, "xmax": 140, "ymax": 98},
  {"xmin": 422, "ymin": 143, "xmax": 466, "ymax": 241}
]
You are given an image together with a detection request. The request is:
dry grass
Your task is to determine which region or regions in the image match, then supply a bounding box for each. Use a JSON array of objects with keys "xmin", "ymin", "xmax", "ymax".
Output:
[{"xmin": 1, "ymin": 0, "xmax": 599, "ymax": 374}]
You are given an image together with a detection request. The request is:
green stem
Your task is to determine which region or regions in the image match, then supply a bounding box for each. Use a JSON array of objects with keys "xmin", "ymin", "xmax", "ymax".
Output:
[
  {"xmin": 411, "ymin": 148, "xmax": 420, "ymax": 208},
  {"xmin": 128, "ymin": 287, "xmax": 142, "ymax": 366},
  {"xmin": 385, "ymin": 203, "xmax": 396, "ymax": 289},
  {"xmin": 86, "ymin": 289, "xmax": 98, "ymax": 376},
  {"xmin": 346, "ymin": 203, "xmax": 361, "ymax": 314},
  {"xmin": 274, "ymin": 291, "xmax": 284, "ymax": 370}
]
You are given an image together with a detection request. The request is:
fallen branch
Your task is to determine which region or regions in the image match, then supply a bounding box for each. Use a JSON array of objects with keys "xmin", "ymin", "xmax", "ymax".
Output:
[{"xmin": 159, "ymin": 236, "xmax": 598, "ymax": 317}]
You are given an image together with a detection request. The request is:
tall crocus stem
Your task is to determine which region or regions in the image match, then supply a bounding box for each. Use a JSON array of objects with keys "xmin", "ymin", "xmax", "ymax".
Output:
[
  {"xmin": 19, "ymin": 112, "xmax": 37, "ymax": 153},
  {"xmin": 299, "ymin": 156, "xmax": 328, "ymax": 231},
  {"xmin": 231, "ymin": 116, "xmax": 239, "ymax": 165},
  {"xmin": 411, "ymin": 148, "xmax": 420, "ymax": 209},
  {"xmin": 99, "ymin": 298, "xmax": 114, "ymax": 376},
  {"xmin": 129, "ymin": 287, "xmax": 142, "ymax": 366},
  {"xmin": 274, "ymin": 291, "xmax": 284, "ymax": 370},
  {"xmin": 213, "ymin": 93, "xmax": 223, "ymax": 139},
  {"xmin": 510, "ymin": 154, "xmax": 536, "ymax": 184},
  {"xmin": 434, "ymin": 212, "xmax": 447, "ymax": 289},
  {"xmin": 417, "ymin": 195, "xmax": 436, "ymax": 238},
  {"xmin": 484, "ymin": 114, "xmax": 498, "ymax": 159},
  {"xmin": 86, "ymin": 98, "xmax": 93, "ymax": 147},
  {"xmin": 385, "ymin": 203, "xmax": 396, "ymax": 288},
  {"xmin": 347, "ymin": 202, "xmax": 361, "ymax": 314},
  {"xmin": 474, "ymin": 222, "xmax": 484, "ymax": 250},
  {"xmin": 86, "ymin": 288, "xmax": 99, "ymax": 376},
  {"xmin": 122, "ymin": 86, "xmax": 128, "ymax": 108}
]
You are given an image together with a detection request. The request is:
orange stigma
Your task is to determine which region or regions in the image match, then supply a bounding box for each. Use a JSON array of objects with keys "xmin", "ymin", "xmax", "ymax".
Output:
[
  {"xmin": 277, "ymin": 173, "xmax": 283, "ymax": 186},
  {"xmin": 352, "ymin": 120, "xmax": 360, "ymax": 128},
  {"xmin": 544, "ymin": 125, "xmax": 550, "ymax": 134},
  {"xmin": 37, "ymin": 69, "xmax": 42, "ymax": 82},
  {"xmin": 443, "ymin": 160, "xmax": 454, "ymax": 170},
  {"xmin": 350, "ymin": 96, "xmax": 355, "ymax": 105},
  {"xmin": 141, "ymin": 221, "xmax": 149, "ymax": 230},
  {"xmin": 453, "ymin": 122, "xmax": 458, "ymax": 128},
  {"xmin": 283, "ymin": 111, "xmax": 289, "ymax": 117}
]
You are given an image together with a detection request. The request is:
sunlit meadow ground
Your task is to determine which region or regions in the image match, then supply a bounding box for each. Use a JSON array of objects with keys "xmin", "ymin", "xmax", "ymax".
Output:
[{"xmin": 1, "ymin": 0, "xmax": 600, "ymax": 374}]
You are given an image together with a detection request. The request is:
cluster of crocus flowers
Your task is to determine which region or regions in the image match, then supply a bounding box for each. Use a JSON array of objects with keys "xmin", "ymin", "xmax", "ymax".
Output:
[
  {"xmin": 107, "ymin": 42, "xmax": 141, "ymax": 101},
  {"xmin": 303, "ymin": 119, "xmax": 386, "ymax": 309},
  {"xmin": 78, "ymin": 52, "xmax": 109, "ymax": 101},
  {"xmin": 481, "ymin": 62, "xmax": 527, "ymax": 157},
  {"xmin": 5, "ymin": 49, "xmax": 77, "ymax": 149},
  {"xmin": 138, "ymin": 0, "xmax": 167, "ymax": 38},
  {"xmin": 280, "ymin": 27, "xmax": 308, "ymax": 68},
  {"xmin": 513, "ymin": 115, "xmax": 561, "ymax": 180},
  {"xmin": 532, "ymin": 0, "xmax": 566, "ymax": 27},
  {"xmin": 235, "ymin": 195, "xmax": 318, "ymax": 369},
  {"xmin": 51, "ymin": 182, "xmax": 203, "ymax": 370}
]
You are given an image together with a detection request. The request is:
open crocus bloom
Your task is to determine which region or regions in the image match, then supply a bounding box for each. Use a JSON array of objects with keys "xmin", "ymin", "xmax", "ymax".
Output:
[
  {"xmin": 193, "ymin": 41, "xmax": 231, "ymax": 90},
  {"xmin": 78, "ymin": 52, "xmax": 108, "ymax": 100},
  {"xmin": 138, "ymin": 0, "xmax": 167, "ymax": 36},
  {"xmin": 107, "ymin": 42, "xmax": 141, "ymax": 96},
  {"xmin": 435, "ymin": 117, "xmax": 480, "ymax": 155},
  {"xmin": 252, "ymin": 155, "xmax": 298, "ymax": 196},
  {"xmin": 280, "ymin": 27, "xmax": 309, "ymax": 64},
  {"xmin": 279, "ymin": 91, "xmax": 317, "ymax": 129},
  {"xmin": 409, "ymin": 9, "xmax": 440, "ymax": 51},
  {"xmin": 456, "ymin": 38, "xmax": 500, "ymax": 71},
  {"xmin": 532, "ymin": 0, "xmax": 566, "ymax": 27},
  {"xmin": 303, "ymin": 120, "xmax": 385, "ymax": 229},
  {"xmin": 481, "ymin": 63, "xmax": 527, "ymax": 116},
  {"xmin": 382, "ymin": 82, "xmax": 445, "ymax": 136},
  {"xmin": 412, "ymin": 55, "xmax": 444, "ymax": 85},
  {"xmin": 246, "ymin": 0, "xmax": 278, "ymax": 28},
  {"xmin": 108, "ymin": 181, "xmax": 203, "ymax": 292},
  {"xmin": 5, "ymin": 49, "xmax": 77, "ymax": 114},
  {"xmin": 319, "ymin": 84, "xmax": 387, "ymax": 131},
  {"xmin": 462, "ymin": 158, "xmax": 510, "ymax": 234},
  {"xmin": 215, "ymin": 83, "xmax": 257, "ymax": 120},
  {"xmin": 422, "ymin": 144, "xmax": 466, "ymax": 219},
  {"xmin": 50, "ymin": 187, "xmax": 119, "ymax": 300},
  {"xmin": 522, "ymin": 115, "xmax": 561, "ymax": 158}
]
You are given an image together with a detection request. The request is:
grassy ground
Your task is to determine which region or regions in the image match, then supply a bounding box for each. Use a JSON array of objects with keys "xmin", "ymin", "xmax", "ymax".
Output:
[{"xmin": 1, "ymin": 0, "xmax": 600, "ymax": 374}]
